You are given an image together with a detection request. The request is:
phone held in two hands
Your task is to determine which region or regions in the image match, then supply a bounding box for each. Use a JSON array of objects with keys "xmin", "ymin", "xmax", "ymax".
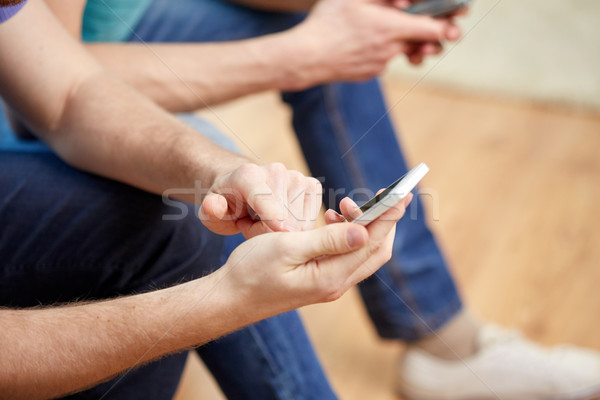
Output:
[
  {"xmin": 352, "ymin": 163, "xmax": 429, "ymax": 226},
  {"xmin": 405, "ymin": 0, "xmax": 471, "ymax": 18}
]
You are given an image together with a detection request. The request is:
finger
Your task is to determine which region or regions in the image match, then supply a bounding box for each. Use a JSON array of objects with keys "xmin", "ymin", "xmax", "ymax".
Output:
[
  {"xmin": 226, "ymin": 164, "xmax": 289, "ymax": 232},
  {"xmin": 288, "ymin": 190, "xmax": 311, "ymax": 231},
  {"xmin": 343, "ymin": 224, "xmax": 397, "ymax": 287},
  {"xmin": 199, "ymin": 193, "xmax": 240, "ymax": 235},
  {"xmin": 394, "ymin": 13, "xmax": 451, "ymax": 42},
  {"xmin": 419, "ymin": 41, "xmax": 442, "ymax": 55},
  {"xmin": 392, "ymin": 0, "xmax": 411, "ymax": 8},
  {"xmin": 429, "ymin": 42, "xmax": 444, "ymax": 55},
  {"xmin": 285, "ymin": 172, "xmax": 310, "ymax": 231},
  {"xmin": 366, "ymin": 192, "xmax": 413, "ymax": 239},
  {"xmin": 269, "ymin": 164, "xmax": 289, "ymax": 215},
  {"xmin": 290, "ymin": 223, "xmax": 369, "ymax": 260},
  {"xmin": 403, "ymin": 40, "xmax": 420, "ymax": 54},
  {"xmin": 236, "ymin": 218, "xmax": 274, "ymax": 239},
  {"xmin": 202, "ymin": 193, "xmax": 228, "ymax": 219},
  {"xmin": 408, "ymin": 52, "xmax": 424, "ymax": 65},
  {"xmin": 324, "ymin": 209, "xmax": 346, "ymax": 224},
  {"xmin": 403, "ymin": 41, "xmax": 425, "ymax": 64},
  {"xmin": 314, "ymin": 222, "xmax": 397, "ymax": 296},
  {"xmin": 444, "ymin": 23, "xmax": 461, "ymax": 41},
  {"xmin": 303, "ymin": 178, "xmax": 323, "ymax": 230},
  {"xmin": 243, "ymin": 182, "xmax": 288, "ymax": 231},
  {"xmin": 339, "ymin": 189, "xmax": 386, "ymax": 221},
  {"xmin": 339, "ymin": 197, "xmax": 363, "ymax": 221},
  {"xmin": 286, "ymin": 190, "xmax": 304, "ymax": 227}
]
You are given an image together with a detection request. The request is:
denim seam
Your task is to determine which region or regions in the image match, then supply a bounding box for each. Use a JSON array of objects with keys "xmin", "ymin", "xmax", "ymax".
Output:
[
  {"xmin": 322, "ymin": 81, "xmax": 461, "ymax": 341},
  {"xmin": 322, "ymin": 84, "xmax": 368, "ymax": 191},
  {"xmin": 378, "ymin": 257, "xmax": 430, "ymax": 338}
]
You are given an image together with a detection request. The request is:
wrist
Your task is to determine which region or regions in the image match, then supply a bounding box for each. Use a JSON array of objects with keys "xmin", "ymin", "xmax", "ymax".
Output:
[
  {"xmin": 162, "ymin": 271, "xmax": 250, "ymax": 346},
  {"xmin": 247, "ymin": 30, "xmax": 321, "ymax": 92},
  {"xmin": 207, "ymin": 154, "xmax": 250, "ymax": 184},
  {"xmin": 200, "ymin": 264, "xmax": 260, "ymax": 330},
  {"xmin": 212, "ymin": 248, "xmax": 304, "ymax": 325},
  {"xmin": 190, "ymin": 151, "xmax": 250, "ymax": 204}
]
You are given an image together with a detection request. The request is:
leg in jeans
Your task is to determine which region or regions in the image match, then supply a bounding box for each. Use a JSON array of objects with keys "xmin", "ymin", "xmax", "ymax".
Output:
[
  {"xmin": 0, "ymin": 148, "xmax": 206, "ymax": 400},
  {"xmin": 126, "ymin": 0, "xmax": 463, "ymax": 341},
  {"xmin": 0, "ymin": 110, "xmax": 336, "ymax": 400}
]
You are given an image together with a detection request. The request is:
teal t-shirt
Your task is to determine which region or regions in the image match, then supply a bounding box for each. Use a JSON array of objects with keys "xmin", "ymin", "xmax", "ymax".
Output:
[{"xmin": 82, "ymin": 0, "xmax": 152, "ymax": 42}]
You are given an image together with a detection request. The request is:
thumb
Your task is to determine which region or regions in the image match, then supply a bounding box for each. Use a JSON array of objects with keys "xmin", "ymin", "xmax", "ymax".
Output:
[
  {"xmin": 199, "ymin": 193, "xmax": 229, "ymax": 221},
  {"xmin": 295, "ymin": 223, "xmax": 368, "ymax": 260},
  {"xmin": 198, "ymin": 193, "xmax": 239, "ymax": 235}
]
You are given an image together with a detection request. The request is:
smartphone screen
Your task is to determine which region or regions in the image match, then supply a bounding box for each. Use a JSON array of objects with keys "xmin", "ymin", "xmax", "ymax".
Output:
[
  {"xmin": 405, "ymin": 0, "xmax": 471, "ymax": 17},
  {"xmin": 359, "ymin": 174, "xmax": 406, "ymax": 214},
  {"xmin": 353, "ymin": 163, "xmax": 429, "ymax": 225}
]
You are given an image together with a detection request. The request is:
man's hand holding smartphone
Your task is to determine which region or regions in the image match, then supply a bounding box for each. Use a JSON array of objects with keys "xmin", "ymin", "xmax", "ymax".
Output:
[{"xmin": 392, "ymin": 0, "xmax": 471, "ymax": 65}]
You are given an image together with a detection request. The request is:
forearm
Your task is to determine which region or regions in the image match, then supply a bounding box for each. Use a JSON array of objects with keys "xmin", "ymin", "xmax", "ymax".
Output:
[
  {"xmin": 0, "ymin": 2, "xmax": 248, "ymax": 202},
  {"xmin": 0, "ymin": 273, "xmax": 249, "ymax": 400},
  {"xmin": 50, "ymin": 71, "xmax": 248, "ymax": 202},
  {"xmin": 85, "ymin": 32, "xmax": 312, "ymax": 112}
]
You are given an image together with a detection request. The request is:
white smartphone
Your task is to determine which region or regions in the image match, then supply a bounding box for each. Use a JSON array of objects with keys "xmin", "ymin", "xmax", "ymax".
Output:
[{"xmin": 352, "ymin": 163, "xmax": 429, "ymax": 226}]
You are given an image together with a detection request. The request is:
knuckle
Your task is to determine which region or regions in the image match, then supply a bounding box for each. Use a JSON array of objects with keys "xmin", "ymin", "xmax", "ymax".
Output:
[
  {"xmin": 287, "ymin": 169, "xmax": 305, "ymax": 184},
  {"xmin": 239, "ymin": 162, "xmax": 257, "ymax": 173},
  {"xmin": 267, "ymin": 162, "xmax": 287, "ymax": 175},
  {"xmin": 235, "ymin": 163, "xmax": 261, "ymax": 180},
  {"xmin": 319, "ymin": 279, "xmax": 344, "ymax": 302},
  {"xmin": 322, "ymin": 229, "xmax": 340, "ymax": 253},
  {"xmin": 307, "ymin": 177, "xmax": 323, "ymax": 194},
  {"xmin": 375, "ymin": 241, "xmax": 394, "ymax": 265},
  {"xmin": 323, "ymin": 290, "xmax": 344, "ymax": 303}
]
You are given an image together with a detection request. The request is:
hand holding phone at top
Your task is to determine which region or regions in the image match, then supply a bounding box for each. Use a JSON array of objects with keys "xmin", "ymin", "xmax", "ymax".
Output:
[
  {"xmin": 393, "ymin": 0, "xmax": 471, "ymax": 64},
  {"xmin": 283, "ymin": 0, "xmax": 462, "ymax": 85}
]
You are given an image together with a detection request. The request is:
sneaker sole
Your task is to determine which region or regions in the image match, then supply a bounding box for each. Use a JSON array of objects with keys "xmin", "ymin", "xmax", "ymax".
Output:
[{"xmin": 398, "ymin": 381, "xmax": 600, "ymax": 400}]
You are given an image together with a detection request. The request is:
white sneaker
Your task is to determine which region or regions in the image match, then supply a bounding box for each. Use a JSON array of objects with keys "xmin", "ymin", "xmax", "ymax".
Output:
[{"xmin": 397, "ymin": 324, "xmax": 600, "ymax": 400}]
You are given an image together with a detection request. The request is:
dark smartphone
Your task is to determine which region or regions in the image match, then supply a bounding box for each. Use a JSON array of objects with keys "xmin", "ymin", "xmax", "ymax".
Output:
[{"xmin": 405, "ymin": 0, "xmax": 471, "ymax": 18}]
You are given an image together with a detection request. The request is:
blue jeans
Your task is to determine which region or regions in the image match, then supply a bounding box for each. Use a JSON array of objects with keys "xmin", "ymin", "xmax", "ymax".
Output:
[
  {"xmin": 127, "ymin": 0, "xmax": 462, "ymax": 340},
  {"xmin": 0, "ymin": 112, "xmax": 336, "ymax": 400}
]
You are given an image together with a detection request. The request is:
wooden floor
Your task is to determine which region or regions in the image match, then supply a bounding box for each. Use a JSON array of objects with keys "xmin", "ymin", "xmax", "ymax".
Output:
[{"xmin": 176, "ymin": 78, "xmax": 600, "ymax": 400}]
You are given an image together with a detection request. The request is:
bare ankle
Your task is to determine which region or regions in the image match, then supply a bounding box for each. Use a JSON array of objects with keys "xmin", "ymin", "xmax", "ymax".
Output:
[{"xmin": 411, "ymin": 310, "xmax": 482, "ymax": 360}]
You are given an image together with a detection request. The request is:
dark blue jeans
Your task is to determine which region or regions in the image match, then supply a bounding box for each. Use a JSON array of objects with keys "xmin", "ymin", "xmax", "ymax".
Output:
[
  {"xmin": 126, "ymin": 0, "xmax": 462, "ymax": 340},
  {"xmin": 0, "ymin": 113, "xmax": 336, "ymax": 400}
]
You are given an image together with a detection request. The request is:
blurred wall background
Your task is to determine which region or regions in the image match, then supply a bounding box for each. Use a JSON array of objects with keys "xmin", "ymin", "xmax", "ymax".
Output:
[{"xmin": 387, "ymin": 0, "xmax": 600, "ymax": 110}]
